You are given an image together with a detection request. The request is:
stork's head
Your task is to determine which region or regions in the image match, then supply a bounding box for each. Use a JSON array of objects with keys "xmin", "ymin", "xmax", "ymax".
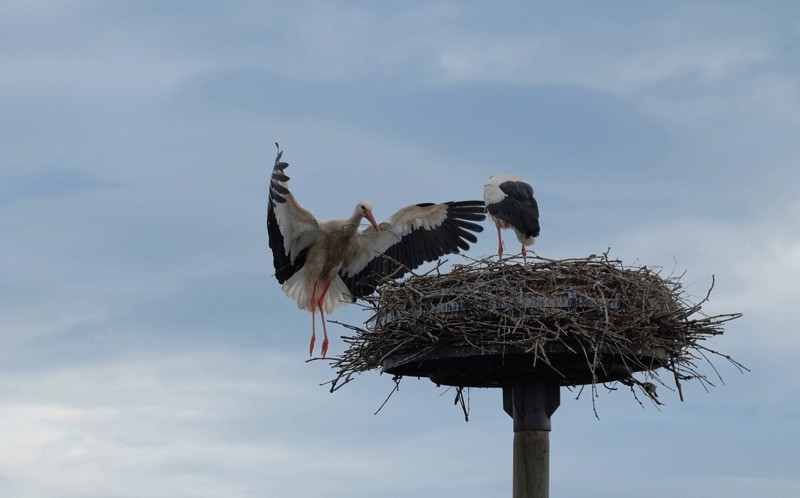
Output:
[{"xmin": 355, "ymin": 201, "xmax": 380, "ymax": 232}]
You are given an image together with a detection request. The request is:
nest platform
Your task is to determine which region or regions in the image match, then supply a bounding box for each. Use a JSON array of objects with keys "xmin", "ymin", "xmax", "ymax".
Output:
[
  {"xmin": 381, "ymin": 343, "xmax": 667, "ymax": 388},
  {"xmin": 329, "ymin": 254, "xmax": 743, "ymax": 405}
]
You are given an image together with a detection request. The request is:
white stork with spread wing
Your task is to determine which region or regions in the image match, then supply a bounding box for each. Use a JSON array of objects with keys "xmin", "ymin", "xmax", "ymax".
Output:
[
  {"xmin": 267, "ymin": 145, "xmax": 485, "ymax": 358},
  {"xmin": 483, "ymin": 173, "xmax": 540, "ymax": 263}
]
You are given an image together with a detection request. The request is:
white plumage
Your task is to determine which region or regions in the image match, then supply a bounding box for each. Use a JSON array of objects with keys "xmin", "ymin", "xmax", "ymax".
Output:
[{"xmin": 267, "ymin": 145, "xmax": 486, "ymax": 357}]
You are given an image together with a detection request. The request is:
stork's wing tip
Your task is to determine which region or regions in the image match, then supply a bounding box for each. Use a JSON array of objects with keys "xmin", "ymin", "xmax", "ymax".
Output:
[{"xmin": 274, "ymin": 143, "xmax": 285, "ymax": 165}]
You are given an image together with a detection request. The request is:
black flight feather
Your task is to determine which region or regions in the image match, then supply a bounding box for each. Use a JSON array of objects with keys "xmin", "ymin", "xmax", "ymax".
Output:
[{"xmin": 341, "ymin": 200, "xmax": 486, "ymax": 298}]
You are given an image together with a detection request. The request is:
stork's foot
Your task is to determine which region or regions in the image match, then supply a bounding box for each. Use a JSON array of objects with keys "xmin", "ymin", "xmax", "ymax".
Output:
[
  {"xmin": 309, "ymin": 335, "xmax": 316, "ymax": 357},
  {"xmin": 321, "ymin": 337, "xmax": 329, "ymax": 359},
  {"xmin": 319, "ymin": 309, "xmax": 330, "ymax": 359}
]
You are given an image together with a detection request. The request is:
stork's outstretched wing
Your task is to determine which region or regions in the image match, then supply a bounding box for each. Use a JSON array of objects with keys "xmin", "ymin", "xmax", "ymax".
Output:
[
  {"xmin": 267, "ymin": 144, "xmax": 320, "ymax": 284},
  {"xmin": 340, "ymin": 200, "xmax": 485, "ymax": 298}
]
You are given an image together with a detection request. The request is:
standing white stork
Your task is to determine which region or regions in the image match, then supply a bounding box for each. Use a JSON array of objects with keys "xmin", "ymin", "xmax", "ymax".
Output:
[
  {"xmin": 483, "ymin": 174, "xmax": 540, "ymax": 263},
  {"xmin": 267, "ymin": 144, "xmax": 485, "ymax": 358}
]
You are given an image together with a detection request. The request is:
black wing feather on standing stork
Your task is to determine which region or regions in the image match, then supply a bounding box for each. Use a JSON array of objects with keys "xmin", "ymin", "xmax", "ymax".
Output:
[
  {"xmin": 489, "ymin": 180, "xmax": 540, "ymax": 239},
  {"xmin": 484, "ymin": 174, "xmax": 540, "ymax": 261}
]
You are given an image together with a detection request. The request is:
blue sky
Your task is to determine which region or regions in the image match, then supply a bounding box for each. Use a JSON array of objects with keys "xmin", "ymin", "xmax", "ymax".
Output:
[{"xmin": 2, "ymin": 1, "xmax": 799, "ymax": 496}]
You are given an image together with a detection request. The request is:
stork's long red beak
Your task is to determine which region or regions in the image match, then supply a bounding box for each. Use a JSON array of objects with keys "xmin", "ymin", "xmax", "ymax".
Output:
[{"xmin": 365, "ymin": 210, "xmax": 380, "ymax": 232}]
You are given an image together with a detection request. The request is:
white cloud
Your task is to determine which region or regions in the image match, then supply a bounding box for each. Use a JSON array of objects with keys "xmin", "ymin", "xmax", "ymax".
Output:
[
  {"xmin": 0, "ymin": 350, "xmax": 510, "ymax": 497},
  {"xmin": 258, "ymin": 3, "xmax": 775, "ymax": 95},
  {"xmin": 431, "ymin": 27, "xmax": 770, "ymax": 92},
  {"xmin": 0, "ymin": 306, "xmax": 107, "ymax": 343},
  {"xmin": 0, "ymin": 351, "xmax": 300, "ymax": 495}
]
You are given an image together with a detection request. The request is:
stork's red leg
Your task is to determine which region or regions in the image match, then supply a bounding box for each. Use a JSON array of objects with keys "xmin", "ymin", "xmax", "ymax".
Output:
[
  {"xmin": 496, "ymin": 224, "xmax": 504, "ymax": 258},
  {"xmin": 317, "ymin": 281, "xmax": 332, "ymax": 358},
  {"xmin": 309, "ymin": 282, "xmax": 318, "ymax": 357},
  {"xmin": 522, "ymin": 245, "xmax": 527, "ymax": 264}
]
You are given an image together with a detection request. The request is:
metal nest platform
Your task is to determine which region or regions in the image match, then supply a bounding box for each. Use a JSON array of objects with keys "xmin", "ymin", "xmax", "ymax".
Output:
[{"xmin": 381, "ymin": 344, "xmax": 668, "ymax": 388}]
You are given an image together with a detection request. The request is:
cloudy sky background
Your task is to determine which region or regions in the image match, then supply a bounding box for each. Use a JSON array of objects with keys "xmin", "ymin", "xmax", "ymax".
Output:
[{"xmin": 2, "ymin": 1, "xmax": 799, "ymax": 496}]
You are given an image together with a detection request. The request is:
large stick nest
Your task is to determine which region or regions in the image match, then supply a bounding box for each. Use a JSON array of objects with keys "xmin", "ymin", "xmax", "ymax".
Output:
[{"xmin": 328, "ymin": 254, "xmax": 744, "ymax": 411}]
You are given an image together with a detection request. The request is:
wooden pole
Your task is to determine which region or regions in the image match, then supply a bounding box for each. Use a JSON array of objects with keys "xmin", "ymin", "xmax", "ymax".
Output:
[{"xmin": 503, "ymin": 381, "xmax": 560, "ymax": 498}]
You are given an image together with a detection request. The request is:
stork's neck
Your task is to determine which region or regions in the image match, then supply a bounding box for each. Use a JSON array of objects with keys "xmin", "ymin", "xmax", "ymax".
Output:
[
  {"xmin": 342, "ymin": 201, "xmax": 373, "ymax": 234},
  {"xmin": 345, "ymin": 209, "xmax": 364, "ymax": 233}
]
